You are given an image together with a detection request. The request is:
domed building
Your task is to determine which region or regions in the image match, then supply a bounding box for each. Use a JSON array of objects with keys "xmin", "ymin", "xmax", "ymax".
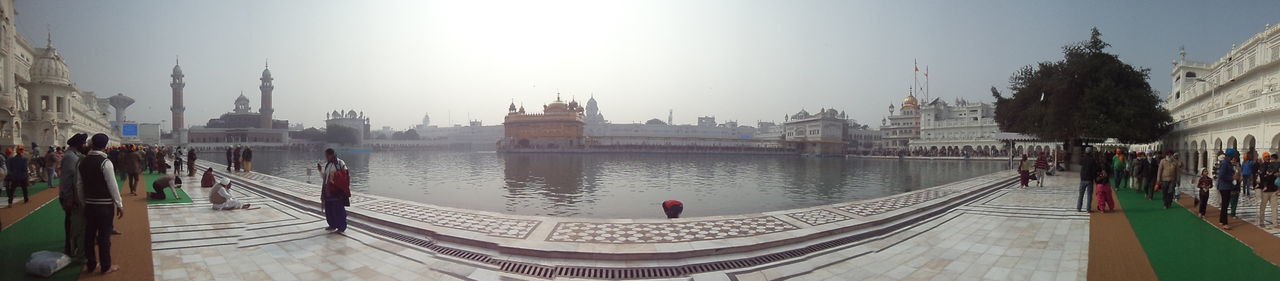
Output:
[
  {"xmin": 880, "ymin": 90, "xmax": 922, "ymax": 153},
  {"xmin": 500, "ymin": 94, "xmax": 586, "ymax": 150},
  {"xmin": 186, "ymin": 63, "xmax": 290, "ymax": 144},
  {"xmin": 324, "ymin": 109, "xmax": 371, "ymax": 145},
  {"xmin": 0, "ymin": 8, "xmax": 116, "ymax": 147},
  {"xmin": 783, "ymin": 107, "xmax": 853, "ymax": 156}
]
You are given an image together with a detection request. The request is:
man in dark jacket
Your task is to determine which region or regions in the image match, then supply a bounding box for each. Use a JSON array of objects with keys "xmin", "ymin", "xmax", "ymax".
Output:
[
  {"xmin": 81, "ymin": 133, "xmax": 123, "ymax": 274},
  {"xmin": 232, "ymin": 145, "xmax": 242, "ymax": 172},
  {"xmin": 60, "ymin": 134, "xmax": 89, "ymax": 260},
  {"xmin": 1217, "ymin": 149, "xmax": 1240, "ymax": 230},
  {"xmin": 6, "ymin": 146, "xmax": 30, "ymax": 204},
  {"xmin": 186, "ymin": 148, "xmax": 197, "ymax": 177},
  {"xmin": 224, "ymin": 146, "xmax": 233, "ymax": 171},
  {"xmin": 1077, "ymin": 148, "xmax": 1096, "ymax": 212}
]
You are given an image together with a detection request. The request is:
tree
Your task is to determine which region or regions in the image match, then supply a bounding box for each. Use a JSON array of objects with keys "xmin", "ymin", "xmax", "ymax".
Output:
[
  {"xmin": 403, "ymin": 129, "xmax": 420, "ymax": 140},
  {"xmin": 991, "ymin": 28, "xmax": 1172, "ymax": 146}
]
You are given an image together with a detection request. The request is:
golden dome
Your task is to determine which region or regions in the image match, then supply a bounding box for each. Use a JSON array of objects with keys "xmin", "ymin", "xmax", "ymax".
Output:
[{"xmin": 902, "ymin": 95, "xmax": 918, "ymax": 106}]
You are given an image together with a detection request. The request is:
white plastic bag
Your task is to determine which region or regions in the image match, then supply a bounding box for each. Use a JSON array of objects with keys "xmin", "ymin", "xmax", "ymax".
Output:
[{"xmin": 26, "ymin": 250, "xmax": 70, "ymax": 278}]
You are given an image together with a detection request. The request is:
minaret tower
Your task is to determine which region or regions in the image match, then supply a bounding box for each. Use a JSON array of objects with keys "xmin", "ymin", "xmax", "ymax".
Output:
[
  {"xmin": 170, "ymin": 57, "xmax": 186, "ymax": 143},
  {"xmin": 259, "ymin": 60, "xmax": 275, "ymax": 129}
]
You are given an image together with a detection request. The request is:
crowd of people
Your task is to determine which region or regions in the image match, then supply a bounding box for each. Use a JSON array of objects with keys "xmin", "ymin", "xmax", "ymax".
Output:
[
  {"xmin": 1070, "ymin": 147, "xmax": 1280, "ymax": 231},
  {"xmin": 0, "ymin": 130, "xmax": 360, "ymax": 276},
  {"xmin": 223, "ymin": 145, "xmax": 254, "ymax": 173}
]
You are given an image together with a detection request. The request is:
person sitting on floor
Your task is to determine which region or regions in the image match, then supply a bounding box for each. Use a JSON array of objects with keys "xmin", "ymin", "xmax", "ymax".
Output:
[
  {"xmin": 200, "ymin": 168, "xmax": 216, "ymax": 188},
  {"xmin": 209, "ymin": 177, "xmax": 250, "ymax": 210},
  {"xmin": 147, "ymin": 175, "xmax": 182, "ymax": 201}
]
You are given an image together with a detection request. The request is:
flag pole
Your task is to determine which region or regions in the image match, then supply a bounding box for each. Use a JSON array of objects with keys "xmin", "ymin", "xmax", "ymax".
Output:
[{"xmin": 925, "ymin": 66, "xmax": 930, "ymax": 102}]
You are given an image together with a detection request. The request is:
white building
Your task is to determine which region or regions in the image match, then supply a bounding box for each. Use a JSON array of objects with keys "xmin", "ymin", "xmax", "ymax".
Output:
[
  {"xmin": 881, "ymin": 91, "xmax": 921, "ymax": 152},
  {"xmin": 909, "ymin": 98, "xmax": 1004, "ymax": 156},
  {"xmin": 783, "ymin": 108, "xmax": 850, "ymax": 156},
  {"xmin": 1161, "ymin": 22, "xmax": 1280, "ymax": 173},
  {"xmin": 325, "ymin": 110, "xmax": 371, "ymax": 145},
  {"xmin": 847, "ymin": 127, "xmax": 882, "ymax": 154},
  {"xmin": 0, "ymin": 1, "xmax": 116, "ymax": 147},
  {"xmin": 579, "ymin": 96, "xmax": 759, "ymax": 141}
]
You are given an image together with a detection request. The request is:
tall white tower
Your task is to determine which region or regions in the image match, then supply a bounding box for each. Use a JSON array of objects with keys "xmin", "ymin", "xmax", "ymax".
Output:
[
  {"xmin": 259, "ymin": 61, "xmax": 275, "ymax": 129},
  {"xmin": 170, "ymin": 57, "xmax": 186, "ymax": 143}
]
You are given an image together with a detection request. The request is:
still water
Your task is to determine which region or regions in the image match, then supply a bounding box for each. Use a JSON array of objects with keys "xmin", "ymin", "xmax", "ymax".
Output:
[{"xmin": 200, "ymin": 151, "xmax": 1007, "ymax": 218}]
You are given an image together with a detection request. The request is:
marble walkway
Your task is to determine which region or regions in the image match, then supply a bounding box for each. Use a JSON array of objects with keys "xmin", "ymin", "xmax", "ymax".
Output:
[
  {"xmin": 149, "ymin": 161, "xmax": 1100, "ymax": 281},
  {"xmin": 702, "ymin": 172, "xmax": 1090, "ymax": 281}
]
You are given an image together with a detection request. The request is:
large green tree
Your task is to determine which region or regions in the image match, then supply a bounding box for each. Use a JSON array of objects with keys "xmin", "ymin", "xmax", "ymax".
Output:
[{"xmin": 991, "ymin": 28, "xmax": 1172, "ymax": 145}]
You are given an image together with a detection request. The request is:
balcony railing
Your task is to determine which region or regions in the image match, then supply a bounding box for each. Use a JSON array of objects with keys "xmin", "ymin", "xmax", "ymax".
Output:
[{"xmin": 1172, "ymin": 89, "xmax": 1279, "ymax": 131}]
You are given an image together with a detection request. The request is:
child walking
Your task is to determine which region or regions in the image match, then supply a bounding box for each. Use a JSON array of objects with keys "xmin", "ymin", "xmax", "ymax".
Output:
[
  {"xmin": 1095, "ymin": 172, "xmax": 1116, "ymax": 213},
  {"xmin": 1196, "ymin": 168, "xmax": 1213, "ymax": 218}
]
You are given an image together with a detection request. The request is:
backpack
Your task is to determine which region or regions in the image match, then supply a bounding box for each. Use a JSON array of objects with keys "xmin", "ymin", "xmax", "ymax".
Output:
[{"xmin": 325, "ymin": 161, "xmax": 351, "ymax": 198}]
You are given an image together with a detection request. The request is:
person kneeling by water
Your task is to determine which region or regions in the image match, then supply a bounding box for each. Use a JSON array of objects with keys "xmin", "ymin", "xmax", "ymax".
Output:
[
  {"xmin": 661, "ymin": 200, "xmax": 683, "ymax": 218},
  {"xmin": 209, "ymin": 178, "xmax": 250, "ymax": 210},
  {"xmin": 147, "ymin": 175, "xmax": 182, "ymax": 200}
]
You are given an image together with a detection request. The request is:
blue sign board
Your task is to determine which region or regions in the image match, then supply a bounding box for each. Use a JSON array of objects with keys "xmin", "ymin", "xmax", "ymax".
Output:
[{"xmin": 122, "ymin": 123, "xmax": 138, "ymax": 137}]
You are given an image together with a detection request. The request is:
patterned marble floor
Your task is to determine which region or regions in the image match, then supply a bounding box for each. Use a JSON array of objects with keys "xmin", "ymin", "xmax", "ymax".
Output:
[
  {"xmin": 1177, "ymin": 173, "xmax": 1280, "ymax": 237},
  {"xmin": 702, "ymin": 172, "xmax": 1090, "ymax": 281},
  {"xmin": 149, "ymin": 173, "xmax": 528, "ymax": 281},
  {"xmin": 168, "ymin": 161, "xmax": 1029, "ymax": 280}
]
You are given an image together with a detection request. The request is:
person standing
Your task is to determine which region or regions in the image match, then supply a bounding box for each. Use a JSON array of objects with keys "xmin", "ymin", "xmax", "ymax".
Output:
[
  {"xmin": 242, "ymin": 146, "xmax": 253, "ymax": 173},
  {"xmin": 44, "ymin": 149, "xmax": 57, "ymax": 185},
  {"xmin": 119, "ymin": 145, "xmax": 142, "ymax": 196},
  {"xmin": 1094, "ymin": 171, "xmax": 1115, "ymax": 213},
  {"xmin": 318, "ymin": 148, "xmax": 349, "ymax": 233},
  {"xmin": 1217, "ymin": 149, "xmax": 1240, "ymax": 230},
  {"xmin": 173, "ymin": 147, "xmax": 183, "ymax": 176},
  {"xmin": 233, "ymin": 145, "xmax": 242, "ymax": 172},
  {"xmin": 1077, "ymin": 148, "xmax": 1097, "ymax": 212},
  {"xmin": 6, "ymin": 146, "xmax": 30, "ymax": 205},
  {"xmin": 1156, "ymin": 151, "xmax": 1180, "ymax": 209},
  {"xmin": 1230, "ymin": 154, "xmax": 1243, "ymax": 218},
  {"xmin": 224, "ymin": 146, "xmax": 233, "ymax": 172},
  {"xmin": 59, "ymin": 134, "xmax": 89, "ymax": 260},
  {"xmin": 80, "ymin": 133, "xmax": 123, "ymax": 274},
  {"xmin": 1195, "ymin": 168, "xmax": 1213, "ymax": 218},
  {"xmin": 186, "ymin": 148, "xmax": 197, "ymax": 177},
  {"xmin": 1034, "ymin": 152, "xmax": 1048, "ymax": 187},
  {"xmin": 1132, "ymin": 152, "xmax": 1150, "ymax": 198},
  {"xmin": 1242, "ymin": 154, "xmax": 1257, "ymax": 198},
  {"xmin": 1016, "ymin": 155, "xmax": 1031, "ymax": 189},
  {"xmin": 1110, "ymin": 150, "xmax": 1128, "ymax": 191},
  {"xmin": 1258, "ymin": 154, "xmax": 1279, "ymax": 229}
]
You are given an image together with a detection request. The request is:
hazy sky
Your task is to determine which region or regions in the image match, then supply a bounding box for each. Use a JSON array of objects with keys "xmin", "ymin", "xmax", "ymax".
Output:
[{"xmin": 15, "ymin": 0, "xmax": 1280, "ymax": 130}]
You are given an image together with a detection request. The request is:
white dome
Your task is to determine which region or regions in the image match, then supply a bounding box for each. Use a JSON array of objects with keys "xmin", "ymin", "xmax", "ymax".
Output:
[{"xmin": 31, "ymin": 47, "xmax": 71, "ymax": 85}]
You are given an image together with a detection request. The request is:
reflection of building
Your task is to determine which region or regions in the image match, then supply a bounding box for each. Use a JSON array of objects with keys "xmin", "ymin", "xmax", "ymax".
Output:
[
  {"xmin": 908, "ymin": 98, "xmax": 1003, "ymax": 155},
  {"xmin": 187, "ymin": 64, "xmax": 289, "ymax": 143},
  {"xmin": 0, "ymin": 4, "xmax": 117, "ymax": 147},
  {"xmin": 502, "ymin": 153, "xmax": 588, "ymax": 204},
  {"xmin": 783, "ymin": 108, "xmax": 850, "ymax": 156},
  {"xmin": 880, "ymin": 91, "xmax": 921, "ymax": 151},
  {"xmin": 1161, "ymin": 23, "xmax": 1280, "ymax": 174},
  {"xmin": 500, "ymin": 94, "xmax": 585, "ymax": 149},
  {"xmin": 325, "ymin": 110, "xmax": 371, "ymax": 145}
]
